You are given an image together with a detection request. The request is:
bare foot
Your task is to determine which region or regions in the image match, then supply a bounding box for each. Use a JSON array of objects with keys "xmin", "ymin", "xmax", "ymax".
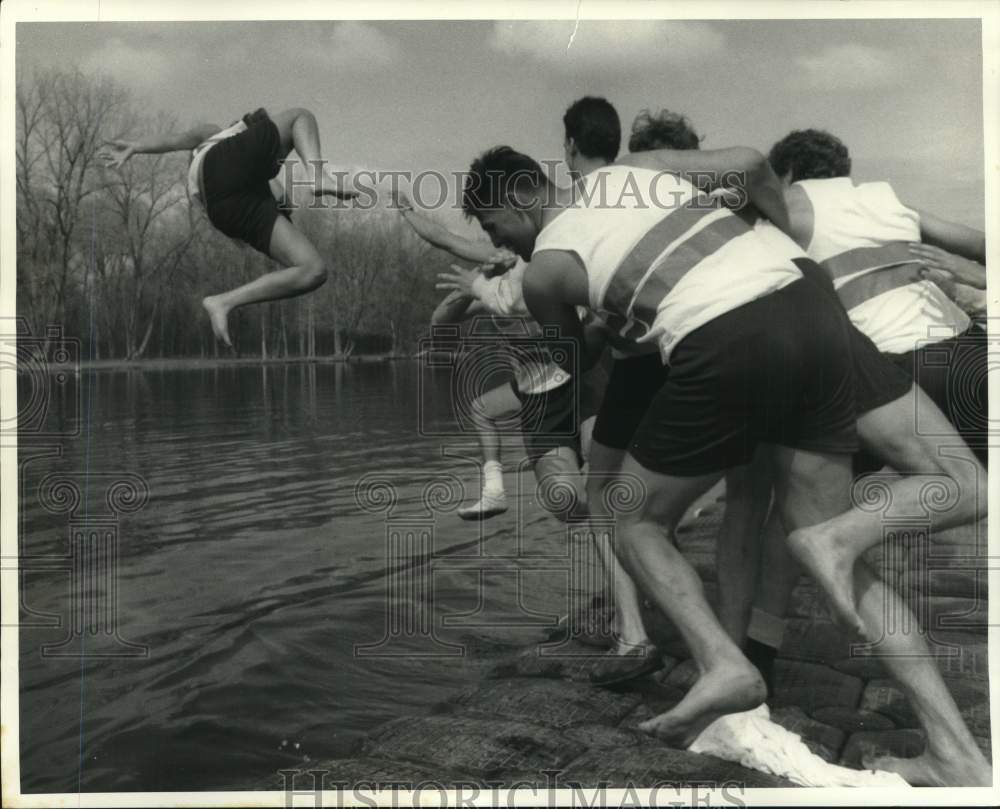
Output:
[
  {"xmin": 865, "ymin": 750, "xmax": 992, "ymax": 787},
  {"xmin": 637, "ymin": 660, "xmax": 765, "ymax": 748},
  {"xmin": 786, "ymin": 526, "xmax": 864, "ymax": 634},
  {"xmin": 202, "ymin": 296, "xmax": 232, "ymax": 348},
  {"xmin": 312, "ymin": 172, "xmax": 359, "ymax": 200}
]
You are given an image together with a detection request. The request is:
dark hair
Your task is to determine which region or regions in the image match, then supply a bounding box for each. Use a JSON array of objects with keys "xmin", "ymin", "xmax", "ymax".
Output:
[
  {"xmin": 768, "ymin": 129, "xmax": 851, "ymax": 182},
  {"xmin": 628, "ymin": 108, "xmax": 702, "ymax": 153},
  {"xmin": 563, "ymin": 96, "xmax": 621, "ymax": 162},
  {"xmin": 462, "ymin": 146, "xmax": 548, "ymax": 220}
]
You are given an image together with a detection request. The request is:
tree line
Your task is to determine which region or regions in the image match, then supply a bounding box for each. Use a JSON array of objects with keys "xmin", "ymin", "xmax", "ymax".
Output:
[{"xmin": 15, "ymin": 68, "xmax": 472, "ymax": 361}]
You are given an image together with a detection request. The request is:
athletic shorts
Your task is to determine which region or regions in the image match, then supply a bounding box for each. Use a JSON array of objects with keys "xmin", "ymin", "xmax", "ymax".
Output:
[
  {"xmin": 629, "ymin": 276, "xmax": 859, "ymax": 477},
  {"xmin": 201, "ymin": 108, "xmax": 287, "ymax": 256},
  {"xmin": 515, "ymin": 380, "xmax": 581, "ymax": 464},
  {"xmin": 514, "ymin": 353, "xmax": 614, "ymax": 463},
  {"xmin": 591, "ymin": 352, "xmax": 671, "ymax": 451},
  {"xmin": 580, "ymin": 349, "xmax": 613, "ymax": 422},
  {"xmin": 793, "ymin": 256, "xmax": 912, "ymax": 416},
  {"xmin": 886, "ymin": 325, "xmax": 988, "ymax": 466}
]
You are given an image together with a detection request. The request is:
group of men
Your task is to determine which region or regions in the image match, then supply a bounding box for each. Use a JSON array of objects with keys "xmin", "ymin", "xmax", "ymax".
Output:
[
  {"xmin": 102, "ymin": 97, "xmax": 990, "ymax": 787},
  {"xmin": 448, "ymin": 98, "xmax": 989, "ymax": 787}
]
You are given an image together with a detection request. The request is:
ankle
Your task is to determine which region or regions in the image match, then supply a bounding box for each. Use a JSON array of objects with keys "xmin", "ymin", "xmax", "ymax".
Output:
[{"xmin": 482, "ymin": 460, "xmax": 504, "ymax": 493}]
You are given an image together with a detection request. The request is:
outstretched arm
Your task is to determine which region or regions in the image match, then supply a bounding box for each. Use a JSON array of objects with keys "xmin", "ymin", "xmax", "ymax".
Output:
[
  {"xmin": 395, "ymin": 191, "xmax": 516, "ymax": 267},
  {"xmin": 437, "ymin": 263, "xmax": 524, "ymax": 316},
  {"xmin": 617, "ymin": 147, "xmax": 790, "ymax": 234},
  {"xmin": 431, "ymin": 289, "xmax": 477, "ymax": 326},
  {"xmin": 909, "ymin": 208, "xmax": 986, "ymax": 263},
  {"xmin": 99, "ymin": 123, "xmax": 222, "ymax": 168}
]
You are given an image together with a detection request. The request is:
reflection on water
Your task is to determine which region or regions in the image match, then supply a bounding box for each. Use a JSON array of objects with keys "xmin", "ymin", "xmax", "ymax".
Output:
[{"xmin": 18, "ymin": 362, "xmax": 583, "ymax": 792}]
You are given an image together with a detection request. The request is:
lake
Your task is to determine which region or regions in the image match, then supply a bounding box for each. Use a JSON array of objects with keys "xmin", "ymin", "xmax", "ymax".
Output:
[{"xmin": 17, "ymin": 361, "xmax": 597, "ymax": 792}]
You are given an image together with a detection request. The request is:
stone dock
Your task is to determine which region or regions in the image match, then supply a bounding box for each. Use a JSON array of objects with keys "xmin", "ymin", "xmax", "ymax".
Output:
[{"xmin": 268, "ymin": 496, "xmax": 990, "ymax": 791}]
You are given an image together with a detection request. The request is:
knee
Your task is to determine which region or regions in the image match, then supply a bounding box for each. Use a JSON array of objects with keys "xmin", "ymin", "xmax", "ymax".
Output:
[
  {"xmin": 465, "ymin": 395, "xmax": 492, "ymax": 427},
  {"xmin": 299, "ymin": 258, "xmax": 327, "ymax": 290},
  {"xmin": 537, "ymin": 472, "xmax": 585, "ymax": 521},
  {"xmin": 586, "ymin": 477, "xmax": 611, "ymax": 517},
  {"xmin": 290, "ymin": 107, "xmax": 316, "ymax": 126},
  {"xmin": 953, "ymin": 457, "xmax": 988, "ymax": 519}
]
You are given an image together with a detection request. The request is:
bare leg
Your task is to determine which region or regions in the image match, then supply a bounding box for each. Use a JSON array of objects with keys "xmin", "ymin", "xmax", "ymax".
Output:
[
  {"xmin": 466, "ymin": 382, "xmax": 520, "ymax": 466},
  {"xmin": 579, "ymin": 415, "xmax": 596, "ymax": 466},
  {"xmin": 715, "ymin": 450, "xmax": 774, "ymax": 644},
  {"xmin": 535, "ymin": 445, "xmax": 587, "ymax": 521},
  {"xmin": 585, "ymin": 440, "xmax": 650, "ymax": 651},
  {"xmin": 613, "ymin": 455, "xmax": 765, "ymax": 747},
  {"xmin": 853, "ymin": 562, "xmax": 990, "ymax": 785},
  {"xmin": 457, "ymin": 382, "xmax": 519, "ymax": 520},
  {"xmin": 202, "ymin": 216, "xmax": 326, "ymax": 347},
  {"xmin": 771, "ymin": 438, "xmax": 988, "ymax": 786},
  {"xmin": 270, "ymin": 108, "xmax": 357, "ymax": 199},
  {"xmin": 786, "ymin": 385, "xmax": 986, "ymax": 631},
  {"xmin": 753, "ymin": 510, "xmax": 803, "ymax": 619}
]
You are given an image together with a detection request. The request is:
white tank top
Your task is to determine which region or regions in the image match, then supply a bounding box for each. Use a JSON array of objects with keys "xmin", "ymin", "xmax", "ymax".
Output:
[
  {"xmin": 533, "ymin": 166, "xmax": 803, "ymax": 363},
  {"xmin": 797, "ymin": 178, "xmax": 969, "ymax": 353},
  {"xmin": 186, "ymin": 119, "xmax": 248, "ymax": 202}
]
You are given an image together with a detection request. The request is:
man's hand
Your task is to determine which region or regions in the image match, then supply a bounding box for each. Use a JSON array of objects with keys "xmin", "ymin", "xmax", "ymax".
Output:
[
  {"xmin": 919, "ymin": 267, "xmax": 987, "ymax": 317},
  {"xmin": 482, "ymin": 250, "xmax": 517, "ymax": 276},
  {"xmin": 908, "ymin": 242, "xmax": 987, "ymax": 289},
  {"xmin": 98, "ymin": 140, "xmax": 138, "ymax": 169},
  {"xmin": 436, "ymin": 264, "xmax": 482, "ymax": 295}
]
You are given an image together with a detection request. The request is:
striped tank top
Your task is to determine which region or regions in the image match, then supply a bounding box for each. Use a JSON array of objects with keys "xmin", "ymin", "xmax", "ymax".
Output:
[
  {"xmin": 797, "ymin": 178, "xmax": 969, "ymax": 354},
  {"xmin": 532, "ymin": 166, "xmax": 804, "ymax": 363}
]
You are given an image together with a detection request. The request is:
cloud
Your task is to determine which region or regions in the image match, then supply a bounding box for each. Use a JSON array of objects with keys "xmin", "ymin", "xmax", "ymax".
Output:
[
  {"xmin": 489, "ymin": 20, "xmax": 726, "ymax": 72},
  {"xmin": 325, "ymin": 21, "xmax": 401, "ymax": 68},
  {"xmin": 793, "ymin": 44, "xmax": 906, "ymax": 91},
  {"xmin": 213, "ymin": 22, "xmax": 401, "ymax": 72},
  {"xmin": 79, "ymin": 38, "xmax": 174, "ymax": 90}
]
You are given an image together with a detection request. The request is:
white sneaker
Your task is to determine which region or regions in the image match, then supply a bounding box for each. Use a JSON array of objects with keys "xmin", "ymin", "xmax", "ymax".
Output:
[{"xmin": 457, "ymin": 490, "xmax": 508, "ymax": 521}]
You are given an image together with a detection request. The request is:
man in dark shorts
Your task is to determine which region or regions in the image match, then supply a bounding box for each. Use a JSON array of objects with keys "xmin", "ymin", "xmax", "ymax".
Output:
[
  {"xmin": 719, "ymin": 132, "xmax": 989, "ymax": 764},
  {"xmin": 460, "ymin": 142, "xmax": 989, "ymax": 785},
  {"xmin": 100, "ymin": 107, "xmax": 357, "ymax": 347}
]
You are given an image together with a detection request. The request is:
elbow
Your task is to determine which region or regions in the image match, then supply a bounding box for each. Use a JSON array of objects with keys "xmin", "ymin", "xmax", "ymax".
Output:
[{"xmin": 739, "ymin": 148, "xmax": 769, "ymax": 182}]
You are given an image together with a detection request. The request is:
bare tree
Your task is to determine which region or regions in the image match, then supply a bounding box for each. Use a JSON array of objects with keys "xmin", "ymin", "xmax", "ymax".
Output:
[{"xmin": 15, "ymin": 68, "xmax": 132, "ymax": 346}]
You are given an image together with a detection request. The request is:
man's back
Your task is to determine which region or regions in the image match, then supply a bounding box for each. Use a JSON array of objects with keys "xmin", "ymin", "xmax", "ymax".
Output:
[
  {"xmin": 796, "ymin": 177, "xmax": 920, "ymax": 261},
  {"xmin": 534, "ymin": 164, "xmax": 802, "ymax": 361},
  {"xmin": 792, "ymin": 177, "xmax": 969, "ymax": 353}
]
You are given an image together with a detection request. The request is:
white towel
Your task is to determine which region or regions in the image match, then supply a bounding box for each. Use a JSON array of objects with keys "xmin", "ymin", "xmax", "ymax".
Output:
[{"xmin": 689, "ymin": 704, "xmax": 909, "ymax": 787}]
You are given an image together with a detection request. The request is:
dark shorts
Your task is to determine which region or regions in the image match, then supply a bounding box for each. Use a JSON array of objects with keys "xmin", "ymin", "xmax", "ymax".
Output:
[
  {"xmin": 515, "ymin": 380, "xmax": 581, "ymax": 464},
  {"xmin": 514, "ymin": 353, "xmax": 614, "ymax": 463},
  {"xmin": 629, "ymin": 276, "xmax": 859, "ymax": 477},
  {"xmin": 886, "ymin": 325, "xmax": 989, "ymax": 466},
  {"xmin": 592, "ymin": 352, "xmax": 671, "ymax": 451},
  {"xmin": 794, "ymin": 255, "xmax": 913, "ymax": 416},
  {"xmin": 580, "ymin": 349, "xmax": 613, "ymax": 422},
  {"xmin": 201, "ymin": 108, "xmax": 287, "ymax": 256}
]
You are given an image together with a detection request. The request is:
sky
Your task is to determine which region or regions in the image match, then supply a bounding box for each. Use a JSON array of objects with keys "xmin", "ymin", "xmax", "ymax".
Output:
[{"xmin": 16, "ymin": 17, "xmax": 988, "ymax": 228}]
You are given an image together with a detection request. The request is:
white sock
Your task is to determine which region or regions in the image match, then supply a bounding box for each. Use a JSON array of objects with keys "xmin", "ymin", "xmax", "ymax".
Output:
[
  {"xmin": 482, "ymin": 460, "xmax": 504, "ymax": 494},
  {"xmin": 747, "ymin": 608, "xmax": 786, "ymax": 649}
]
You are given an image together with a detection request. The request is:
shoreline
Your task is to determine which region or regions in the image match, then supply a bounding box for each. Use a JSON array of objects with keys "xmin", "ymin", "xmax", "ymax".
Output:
[
  {"xmin": 261, "ymin": 500, "xmax": 990, "ymax": 792},
  {"xmin": 41, "ymin": 354, "xmax": 417, "ymax": 372}
]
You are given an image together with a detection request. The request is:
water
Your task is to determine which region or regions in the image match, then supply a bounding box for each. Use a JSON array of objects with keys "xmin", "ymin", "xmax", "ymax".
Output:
[{"xmin": 17, "ymin": 362, "xmax": 584, "ymax": 792}]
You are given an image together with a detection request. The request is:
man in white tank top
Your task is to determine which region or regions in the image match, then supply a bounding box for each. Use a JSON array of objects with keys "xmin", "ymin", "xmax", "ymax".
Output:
[
  {"xmin": 722, "ymin": 128, "xmax": 988, "ymax": 784},
  {"xmin": 459, "ymin": 141, "xmax": 989, "ymax": 784},
  {"xmin": 415, "ymin": 100, "xmax": 656, "ymax": 683},
  {"xmin": 100, "ymin": 108, "xmax": 358, "ymax": 347},
  {"xmin": 771, "ymin": 129, "xmax": 987, "ymax": 464}
]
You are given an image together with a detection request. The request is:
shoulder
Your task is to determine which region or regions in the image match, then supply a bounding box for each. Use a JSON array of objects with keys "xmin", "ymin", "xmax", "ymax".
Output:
[{"xmin": 524, "ymin": 249, "xmax": 588, "ymax": 303}]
